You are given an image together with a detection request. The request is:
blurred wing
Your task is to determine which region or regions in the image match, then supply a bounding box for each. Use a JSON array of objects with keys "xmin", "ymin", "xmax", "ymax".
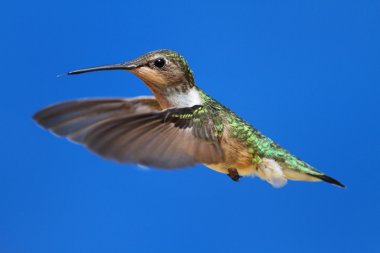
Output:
[
  {"xmin": 33, "ymin": 96, "xmax": 161, "ymax": 142},
  {"xmin": 34, "ymin": 100, "xmax": 224, "ymax": 169}
]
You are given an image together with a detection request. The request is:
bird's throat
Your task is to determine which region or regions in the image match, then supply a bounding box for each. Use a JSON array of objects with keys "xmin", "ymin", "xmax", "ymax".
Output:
[{"xmin": 148, "ymin": 85, "xmax": 203, "ymax": 109}]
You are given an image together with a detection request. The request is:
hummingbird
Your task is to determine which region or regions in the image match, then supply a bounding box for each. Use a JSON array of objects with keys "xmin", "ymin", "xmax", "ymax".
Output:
[{"xmin": 33, "ymin": 49, "xmax": 344, "ymax": 188}]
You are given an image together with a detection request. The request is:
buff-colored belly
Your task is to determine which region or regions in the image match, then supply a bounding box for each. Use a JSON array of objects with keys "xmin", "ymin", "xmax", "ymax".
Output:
[{"xmin": 203, "ymin": 132, "xmax": 257, "ymax": 176}]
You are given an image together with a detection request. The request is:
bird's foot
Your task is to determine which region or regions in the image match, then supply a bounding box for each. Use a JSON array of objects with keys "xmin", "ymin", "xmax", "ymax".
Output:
[{"xmin": 227, "ymin": 168, "xmax": 241, "ymax": 182}]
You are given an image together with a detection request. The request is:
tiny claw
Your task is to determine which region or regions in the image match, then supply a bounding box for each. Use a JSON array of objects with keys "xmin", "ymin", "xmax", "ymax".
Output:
[{"xmin": 227, "ymin": 168, "xmax": 241, "ymax": 182}]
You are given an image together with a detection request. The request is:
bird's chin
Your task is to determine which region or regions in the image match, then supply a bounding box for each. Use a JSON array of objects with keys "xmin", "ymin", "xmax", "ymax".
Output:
[{"xmin": 131, "ymin": 67, "xmax": 167, "ymax": 86}]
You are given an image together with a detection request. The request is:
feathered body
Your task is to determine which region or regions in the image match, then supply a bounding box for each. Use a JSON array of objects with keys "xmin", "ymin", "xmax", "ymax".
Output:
[{"xmin": 33, "ymin": 49, "xmax": 344, "ymax": 188}]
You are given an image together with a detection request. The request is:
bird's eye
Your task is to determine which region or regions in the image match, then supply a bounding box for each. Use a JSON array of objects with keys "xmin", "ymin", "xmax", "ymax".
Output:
[{"xmin": 153, "ymin": 58, "xmax": 166, "ymax": 68}]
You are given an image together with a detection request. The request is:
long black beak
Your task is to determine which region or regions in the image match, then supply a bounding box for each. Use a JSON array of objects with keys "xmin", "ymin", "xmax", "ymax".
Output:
[{"xmin": 68, "ymin": 62, "xmax": 138, "ymax": 75}]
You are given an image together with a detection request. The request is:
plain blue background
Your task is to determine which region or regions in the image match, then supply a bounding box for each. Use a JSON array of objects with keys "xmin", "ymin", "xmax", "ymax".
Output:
[{"xmin": 1, "ymin": 1, "xmax": 379, "ymax": 252}]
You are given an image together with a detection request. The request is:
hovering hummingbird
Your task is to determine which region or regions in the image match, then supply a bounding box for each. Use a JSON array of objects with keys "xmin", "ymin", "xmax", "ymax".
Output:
[{"xmin": 33, "ymin": 49, "xmax": 344, "ymax": 188}]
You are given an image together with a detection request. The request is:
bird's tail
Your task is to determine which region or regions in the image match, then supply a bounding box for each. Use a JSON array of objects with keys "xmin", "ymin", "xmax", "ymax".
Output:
[
  {"xmin": 276, "ymin": 154, "xmax": 345, "ymax": 188},
  {"xmin": 309, "ymin": 173, "xmax": 345, "ymax": 188}
]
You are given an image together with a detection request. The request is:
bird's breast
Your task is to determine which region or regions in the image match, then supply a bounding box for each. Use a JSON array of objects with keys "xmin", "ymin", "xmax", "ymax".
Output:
[{"xmin": 205, "ymin": 128, "xmax": 256, "ymax": 176}]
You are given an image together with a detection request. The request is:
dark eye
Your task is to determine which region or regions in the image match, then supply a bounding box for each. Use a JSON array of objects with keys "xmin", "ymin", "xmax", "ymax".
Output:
[{"xmin": 153, "ymin": 58, "xmax": 166, "ymax": 68}]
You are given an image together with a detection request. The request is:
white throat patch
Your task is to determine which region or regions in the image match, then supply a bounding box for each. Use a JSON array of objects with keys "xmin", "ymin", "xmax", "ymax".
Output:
[{"xmin": 166, "ymin": 87, "xmax": 203, "ymax": 107}]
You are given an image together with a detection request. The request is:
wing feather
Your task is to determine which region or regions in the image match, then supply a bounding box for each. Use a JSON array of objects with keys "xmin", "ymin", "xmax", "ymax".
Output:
[
  {"xmin": 34, "ymin": 99, "xmax": 224, "ymax": 169},
  {"xmin": 33, "ymin": 97, "xmax": 161, "ymax": 142}
]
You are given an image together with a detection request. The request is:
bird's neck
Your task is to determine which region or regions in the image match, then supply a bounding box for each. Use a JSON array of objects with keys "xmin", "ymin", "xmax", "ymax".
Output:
[{"xmin": 148, "ymin": 84, "xmax": 204, "ymax": 109}]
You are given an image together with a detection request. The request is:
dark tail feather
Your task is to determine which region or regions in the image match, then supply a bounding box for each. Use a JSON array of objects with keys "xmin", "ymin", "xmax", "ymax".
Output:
[{"xmin": 312, "ymin": 174, "xmax": 345, "ymax": 188}]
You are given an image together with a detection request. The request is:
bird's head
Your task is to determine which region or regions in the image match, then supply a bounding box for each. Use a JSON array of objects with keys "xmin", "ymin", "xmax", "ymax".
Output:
[{"xmin": 68, "ymin": 49, "xmax": 195, "ymax": 89}]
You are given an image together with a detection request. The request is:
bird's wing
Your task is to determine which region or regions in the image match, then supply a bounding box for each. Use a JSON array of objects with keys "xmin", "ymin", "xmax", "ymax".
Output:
[
  {"xmin": 33, "ymin": 96, "xmax": 161, "ymax": 139},
  {"xmin": 34, "ymin": 99, "xmax": 224, "ymax": 169}
]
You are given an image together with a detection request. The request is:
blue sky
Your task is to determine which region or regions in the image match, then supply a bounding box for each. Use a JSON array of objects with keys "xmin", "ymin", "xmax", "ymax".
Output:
[{"xmin": 1, "ymin": 0, "xmax": 379, "ymax": 252}]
